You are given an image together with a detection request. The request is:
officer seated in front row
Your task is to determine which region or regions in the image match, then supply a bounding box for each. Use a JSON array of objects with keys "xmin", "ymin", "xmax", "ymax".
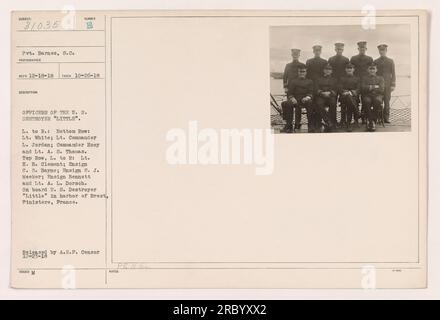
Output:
[
  {"xmin": 280, "ymin": 64, "xmax": 314, "ymax": 133},
  {"xmin": 338, "ymin": 63, "xmax": 361, "ymax": 132},
  {"xmin": 361, "ymin": 62, "xmax": 385, "ymax": 132},
  {"xmin": 314, "ymin": 64, "xmax": 337, "ymax": 132}
]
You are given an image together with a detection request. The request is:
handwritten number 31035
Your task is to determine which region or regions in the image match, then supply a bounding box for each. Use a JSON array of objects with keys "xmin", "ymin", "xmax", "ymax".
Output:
[{"xmin": 23, "ymin": 20, "xmax": 61, "ymax": 31}]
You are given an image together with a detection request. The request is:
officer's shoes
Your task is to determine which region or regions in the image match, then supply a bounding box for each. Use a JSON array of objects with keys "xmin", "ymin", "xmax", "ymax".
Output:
[
  {"xmin": 346, "ymin": 124, "xmax": 352, "ymax": 132},
  {"xmin": 281, "ymin": 124, "xmax": 294, "ymax": 133},
  {"xmin": 384, "ymin": 119, "xmax": 391, "ymax": 124},
  {"xmin": 366, "ymin": 121, "xmax": 376, "ymax": 132}
]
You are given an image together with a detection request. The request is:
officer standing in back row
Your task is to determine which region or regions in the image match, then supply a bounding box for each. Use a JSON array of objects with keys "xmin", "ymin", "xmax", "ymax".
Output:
[
  {"xmin": 306, "ymin": 45, "xmax": 328, "ymax": 81},
  {"xmin": 328, "ymin": 43, "xmax": 350, "ymax": 80},
  {"xmin": 283, "ymin": 49, "xmax": 303, "ymax": 92},
  {"xmin": 350, "ymin": 41, "xmax": 374, "ymax": 79},
  {"xmin": 374, "ymin": 44, "xmax": 396, "ymax": 123}
]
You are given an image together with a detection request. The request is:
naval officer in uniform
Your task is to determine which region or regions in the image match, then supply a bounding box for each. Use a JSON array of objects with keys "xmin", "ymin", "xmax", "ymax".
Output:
[
  {"xmin": 350, "ymin": 41, "xmax": 374, "ymax": 79},
  {"xmin": 350, "ymin": 41, "xmax": 374, "ymax": 123},
  {"xmin": 361, "ymin": 62, "xmax": 385, "ymax": 132},
  {"xmin": 328, "ymin": 43, "xmax": 350, "ymax": 80},
  {"xmin": 306, "ymin": 45, "xmax": 328, "ymax": 81},
  {"xmin": 328, "ymin": 43, "xmax": 350, "ymax": 126},
  {"xmin": 374, "ymin": 44, "xmax": 396, "ymax": 123},
  {"xmin": 314, "ymin": 63, "xmax": 337, "ymax": 131},
  {"xmin": 338, "ymin": 63, "xmax": 361, "ymax": 132},
  {"xmin": 283, "ymin": 49, "xmax": 303, "ymax": 92},
  {"xmin": 280, "ymin": 64, "xmax": 314, "ymax": 133}
]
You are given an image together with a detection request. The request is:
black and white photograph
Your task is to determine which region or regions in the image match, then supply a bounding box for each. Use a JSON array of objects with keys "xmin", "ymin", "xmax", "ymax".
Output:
[
  {"xmin": 270, "ymin": 24, "xmax": 412, "ymax": 133},
  {"xmin": 2, "ymin": 3, "xmax": 436, "ymax": 300}
]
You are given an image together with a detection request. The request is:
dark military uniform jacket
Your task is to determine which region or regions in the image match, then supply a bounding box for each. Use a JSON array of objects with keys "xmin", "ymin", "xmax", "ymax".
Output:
[
  {"xmin": 283, "ymin": 60, "xmax": 303, "ymax": 88},
  {"xmin": 374, "ymin": 56, "xmax": 396, "ymax": 88},
  {"xmin": 328, "ymin": 55, "xmax": 350, "ymax": 80},
  {"xmin": 286, "ymin": 77, "xmax": 314, "ymax": 100},
  {"xmin": 338, "ymin": 75, "xmax": 361, "ymax": 96},
  {"xmin": 350, "ymin": 54, "xmax": 374, "ymax": 79},
  {"xmin": 361, "ymin": 74, "xmax": 385, "ymax": 95},
  {"xmin": 315, "ymin": 75, "xmax": 338, "ymax": 97},
  {"xmin": 306, "ymin": 57, "xmax": 328, "ymax": 81}
]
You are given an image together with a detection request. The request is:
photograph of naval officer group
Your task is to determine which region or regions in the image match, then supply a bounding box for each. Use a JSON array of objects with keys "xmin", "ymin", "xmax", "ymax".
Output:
[{"xmin": 270, "ymin": 24, "xmax": 412, "ymax": 134}]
